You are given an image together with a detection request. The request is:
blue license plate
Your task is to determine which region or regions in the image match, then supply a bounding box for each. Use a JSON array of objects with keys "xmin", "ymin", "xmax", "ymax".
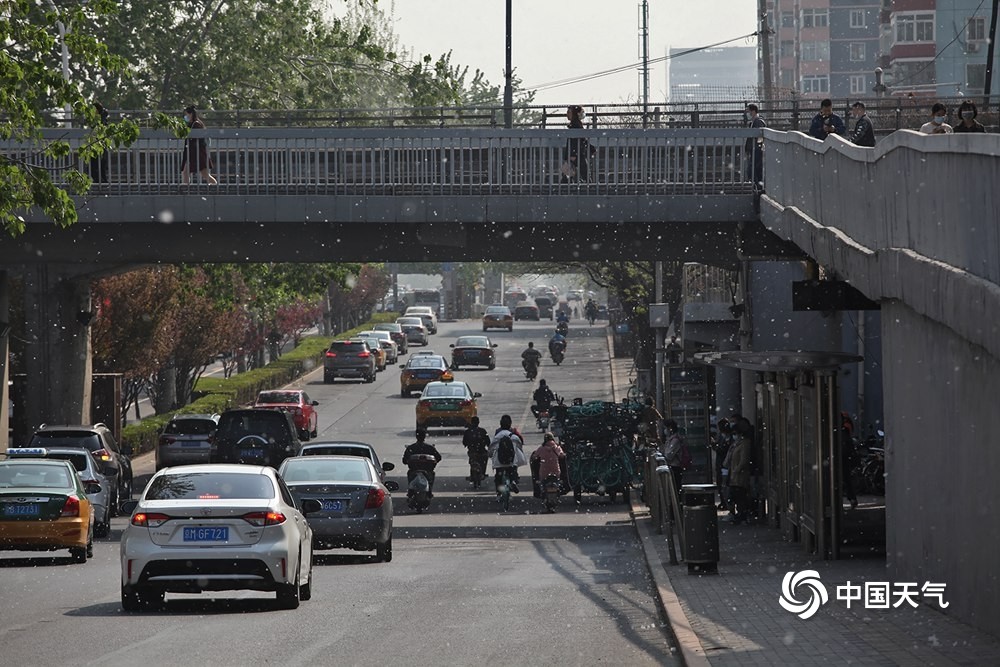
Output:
[
  {"xmin": 239, "ymin": 448, "xmax": 263, "ymax": 459},
  {"xmin": 182, "ymin": 526, "xmax": 229, "ymax": 542},
  {"xmin": 463, "ymin": 350, "xmax": 480, "ymax": 357},
  {"xmin": 2, "ymin": 504, "xmax": 40, "ymax": 517},
  {"xmin": 321, "ymin": 500, "xmax": 345, "ymax": 512},
  {"xmin": 180, "ymin": 442, "xmax": 203, "ymax": 448}
]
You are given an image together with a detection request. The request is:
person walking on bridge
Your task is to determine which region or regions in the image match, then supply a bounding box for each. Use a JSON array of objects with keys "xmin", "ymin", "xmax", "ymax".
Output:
[{"xmin": 180, "ymin": 106, "xmax": 218, "ymax": 186}]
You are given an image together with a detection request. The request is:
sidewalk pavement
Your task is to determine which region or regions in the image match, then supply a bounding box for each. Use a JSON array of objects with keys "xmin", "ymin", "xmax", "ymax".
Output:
[{"xmin": 608, "ymin": 355, "xmax": 1000, "ymax": 666}]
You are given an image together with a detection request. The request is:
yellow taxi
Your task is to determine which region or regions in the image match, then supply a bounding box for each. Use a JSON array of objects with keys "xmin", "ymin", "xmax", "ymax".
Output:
[
  {"xmin": 482, "ymin": 304, "xmax": 513, "ymax": 332},
  {"xmin": 399, "ymin": 353, "xmax": 450, "ymax": 397},
  {"xmin": 0, "ymin": 458, "xmax": 99, "ymax": 563},
  {"xmin": 415, "ymin": 378, "xmax": 482, "ymax": 430}
]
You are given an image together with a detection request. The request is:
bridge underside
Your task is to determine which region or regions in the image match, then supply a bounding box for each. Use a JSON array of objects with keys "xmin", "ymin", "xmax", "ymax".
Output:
[{"xmin": 6, "ymin": 194, "xmax": 800, "ymax": 266}]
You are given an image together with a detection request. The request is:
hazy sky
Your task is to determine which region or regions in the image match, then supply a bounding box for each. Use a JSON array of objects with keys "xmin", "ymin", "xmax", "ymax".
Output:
[{"xmin": 384, "ymin": 1, "xmax": 759, "ymax": 105}]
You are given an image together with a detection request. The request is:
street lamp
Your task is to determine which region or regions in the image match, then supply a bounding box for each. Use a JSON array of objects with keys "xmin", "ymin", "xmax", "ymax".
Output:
[
  {"xmin": 503, "ymin": 0, "xmax": 513, "ymax": 129},
  {"xmin": 873, "ymin": 67, "xmax": 887, "ymax": 100}
]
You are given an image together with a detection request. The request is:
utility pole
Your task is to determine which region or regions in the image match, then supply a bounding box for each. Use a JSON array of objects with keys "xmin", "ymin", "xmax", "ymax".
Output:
[
  {"xmin": 758, "ymin": 0, "xmax": 774, "ymax": 104},
  {"xmin": 639, "ymin": 0, "xmax": 650, "ymax": 126},
  {"xmin": 503, "ymin": 0, "xmax": 513, "ymax": 129},
  {"xmin": 984, "ymin": 0, "xmax": 999, "ymax": 108}
]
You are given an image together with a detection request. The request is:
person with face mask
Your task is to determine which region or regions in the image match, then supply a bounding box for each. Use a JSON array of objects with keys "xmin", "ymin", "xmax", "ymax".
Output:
[
  {"xmin": 953, "ymin": 101, "xmax": 985, "ymax": 133},
  {"xmin": 919, "ymin": 103, "xmax": 953, "ymax": 135},
  {"xmin": 180, "ymin": 105, "xmax": 218, "ymax": 185},
  {"xmin": 808, "ymin": 98, "xmax": 846, "ymax": 140}
]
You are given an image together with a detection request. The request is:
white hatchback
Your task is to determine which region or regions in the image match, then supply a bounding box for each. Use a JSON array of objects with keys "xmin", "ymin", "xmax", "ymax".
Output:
[
  {"xmin": 120, "ymin": 464, "xmax": 318, "ymax": 611},
  {"xmin": 404, "ymin": 307, "xmax": 438, "ymax": 334}
]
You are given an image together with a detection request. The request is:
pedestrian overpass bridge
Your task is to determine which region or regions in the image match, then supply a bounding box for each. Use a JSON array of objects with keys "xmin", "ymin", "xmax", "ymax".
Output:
[{"xmin": 3, "ymin": 121, "xmax": 1000, "ymax": 638}]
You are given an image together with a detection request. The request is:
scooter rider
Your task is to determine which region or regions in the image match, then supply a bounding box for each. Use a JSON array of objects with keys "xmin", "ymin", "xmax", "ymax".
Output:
[
  {"xmin": 490, "ymin": 415, "xmax": 526, "ymax": 494},
  {"xmin": 531, "ymin": 379, "xmax": 556, "ymax": 419},
  {"xmin": 521, "ymin": 341, "xmax": 542, "ymax": 373},
  {"xmin": 530, "ymin": 432, "xmax": 567, "ymax": 498},
  {"xmin": 402, "ymin": 429, "xmax": 442, "ymax": 498},
  {"xmin": 462, "ymin": 416, "xmax": 491, "ymax": 487},
  {"xmin": 548, "ymin": 330, "xmax": 567, "ymax": 357},
  {"xmin": 584, "ymin": 298, "xmax": 598, "ymax": 323},
  {"xmin": 556, "ymin": 309, "xmax": 570, "ymax": 325}
]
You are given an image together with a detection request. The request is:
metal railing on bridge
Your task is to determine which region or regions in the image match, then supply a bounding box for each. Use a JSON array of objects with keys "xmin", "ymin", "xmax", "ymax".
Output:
[{"xmin": 5, "ymin": 128, "xmax": 763, "ymax": 197}]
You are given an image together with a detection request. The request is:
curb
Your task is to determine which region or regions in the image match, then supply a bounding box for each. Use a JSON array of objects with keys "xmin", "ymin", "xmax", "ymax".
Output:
[{"xmin": 605, "ymin": 333, "xmax": 711, "ymax": 667}]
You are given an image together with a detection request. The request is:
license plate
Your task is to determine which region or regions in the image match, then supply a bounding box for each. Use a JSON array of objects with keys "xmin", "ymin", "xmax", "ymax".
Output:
[
  {"xmin": 416, "ymin": 372, "xmax": 436, "ymax": 379},
  {"xmin": 433, "ymin": 402, "xmax": 459, "ymax": 411},
  {"xmin": 321, "ymin": 500, "xmax": 345, "ymax": 512},
  {"xmin": 2, "ymin": 504, "xmax": 40, "ymax": 517},
  {"xmin": 239, "ymin": 448, "xmax": 263, "ymax": 459},
  {"xmin": 182, "ymin": 526, "xmax": 229, "ymax": 542},
  {"xmin": 463, "ymin": 350, "xmax": 480, "ymax": 357},
  {"xmin": 180, "ymin": 442, "xmax": 204, "ymax": 448}
]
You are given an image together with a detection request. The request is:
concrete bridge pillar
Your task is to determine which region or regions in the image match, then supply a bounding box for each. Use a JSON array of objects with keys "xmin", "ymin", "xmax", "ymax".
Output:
[{"xmin": 21, "ymin": 266, "xmax": 93, "ymax": 430}]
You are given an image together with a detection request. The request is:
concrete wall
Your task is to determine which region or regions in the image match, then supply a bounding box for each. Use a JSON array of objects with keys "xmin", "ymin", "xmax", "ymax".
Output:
[{"xmin": 883, "ymin": 300, "xmax": 1000, "ymax": 636}]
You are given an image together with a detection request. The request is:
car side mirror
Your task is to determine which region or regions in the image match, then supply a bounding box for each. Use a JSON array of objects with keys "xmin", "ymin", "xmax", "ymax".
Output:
[
  {"xmin": 121, "ymin": 499, "xmax": 139, "ymax": 514},
  {"xmin": 382, "ymin": 461, "xmax": 396, "ymax": 472},
  {"xmin": 385, "ymin": 481, "xmax": 400, "ymax": 492},
  {"xmin": 301, "ymin": 498, "xmax": 322, "ymax": 515},
  {"xmin": 473, "ymin": 392, "xmax": 482, "ymax": 398},
  {"xmin": 492, "ymin": 344, "xmax": 498, "ymax": 348},
  {"xmin": 398, "ymin": 364, "xmax": 406, "ymax": 369},
  {"xmin": 449, "ymin": 344, "xmax": 455, "ymax": 348},
  {"xmin": 120, "ymin": 444, "xmax": 134, "ymax": 457},
  {"xmin": 84, "ymin": 481, "xmax": 102, "ymax": 495},
  {"xmin": 311, "ymin": 400, "xmax": 319, "ymax": 406}
]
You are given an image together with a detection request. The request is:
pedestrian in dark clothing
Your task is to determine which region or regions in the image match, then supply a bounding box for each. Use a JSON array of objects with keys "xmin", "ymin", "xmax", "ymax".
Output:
[
  {"xmin": 180, "ymin": 105, "xmax": 218, "ymax": 185},
  {"xmin": 848, "ymin": 102, "xmax": 876, "ymax": 147},
  {"xmin": 561, "ymin": 105, "xmax": 595, "ymax": 183},
  {"xmin": 808, "ymin": 98, "xmax": 846, "ymax": 140},
  {"xmin": 954, "ymin": 101, "xmax": 986, "ymax": 133},
  {"xmin": 712, "ymin": 418, "xmax": 732, "ymax": 510},
  {"xmin": 840, "ymin": 412, "xmax": 858, "ymax": 509},
  {"xmin": 744, "ymin": 103, "xmax": 766, "ymax": 189},
  {"xmin": 662, "ymin": 419, "xmax": 688, "ymax": 493},
  {"xmin": 726, "ymin": 420, "xmax": 752, "ymax": 524},
  {"xmin": 89, "ymin": 102, "xmax": 110, "ymax": 183}
]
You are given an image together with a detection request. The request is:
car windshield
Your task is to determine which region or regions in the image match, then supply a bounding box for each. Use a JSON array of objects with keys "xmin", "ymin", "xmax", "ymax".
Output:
[
  {"xmin": 423, "ymin": 384, "xmax": 469, "ymax": 398},
  {"xmin": 257, "ymin": 392, "xmax": 299, "ymax": 404},
  {"xmin": 282, "ymin": 458, "xmax": 372, "ymax": 484},
  {"xmin": 0, "ymin": 463, "xmax": 72, "ymax": 489},
  {"xmin": 145, "ymin": 472, "xmax": 275, "ymax": 500},
  {"xmin": 164, "ymin": 419, "xmax": 217, "ymax": 435},
  {"xmin": 217, "ymin": 413, "xmax": 291, "ymax": 442},
  {"xmin": 408, "ymin": 357, "xmax": 445, "ymax": 369},
  {"xmin": 456, "ymin": 337, "xmax": 489, "ymax": 347},
  {"xmin": 29, "ymin": 432, "xmax": 102, "ymax": 452}
]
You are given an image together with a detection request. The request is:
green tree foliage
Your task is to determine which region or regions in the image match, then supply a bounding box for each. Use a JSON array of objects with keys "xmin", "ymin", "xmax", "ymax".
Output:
[{"xmin": 1, "ymin": 0, "xmax": 143, "ymax": 235}]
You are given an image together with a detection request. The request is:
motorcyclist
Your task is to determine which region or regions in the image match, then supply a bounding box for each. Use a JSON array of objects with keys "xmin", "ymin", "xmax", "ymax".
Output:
[
  {"xmin": 584, "ymin": 299, "xmax": 598, "ymax": 324},
  {"xmin": 548, "ymin": 330, "xmax": 567, "ymax": 358},
  {"xmin": 556, "ymin": 309, "xmax": 570, "ymax": 325},
  {"xmin": 462, "ymin": 416, "xmax": 491, "ymax": 489},
  {"xmin": 531, "ymin": 379, "xmax": 556, "ymax": 419},
  {"xmin": 521, "ymin": 341, "xmax": 542, "ymax": 373},
  {"xmin": 402, "ymin": 429, "xmax": 442, "ymax": 498},
  {"xmin": 530, "ymin": 432, "xmax": 567, "ymax": 498},
  {"xmin": 490, "ymin": 415, "xmax": 526, "ymax": 494}
]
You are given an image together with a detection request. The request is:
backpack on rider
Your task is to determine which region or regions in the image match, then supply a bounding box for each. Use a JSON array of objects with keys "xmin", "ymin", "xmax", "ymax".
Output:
[{"xmin": 497, "ymin": 435, "xmax": 516, "ymax": 465}]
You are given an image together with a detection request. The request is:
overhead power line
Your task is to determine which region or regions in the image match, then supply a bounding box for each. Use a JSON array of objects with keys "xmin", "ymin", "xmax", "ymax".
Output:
[{"xmin": 519, "ymin": 31, "xmax": 761, "ymax": 95}]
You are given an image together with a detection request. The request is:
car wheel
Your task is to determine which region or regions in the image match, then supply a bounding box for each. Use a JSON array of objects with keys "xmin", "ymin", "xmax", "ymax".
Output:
[
  {"xmin": 299, "ymin": 553, "xmax": 313, "ymax": 601},
  {"xmin": 277, "ymin": 564, "xmax": 301, "ymax": 610},
  {"xmin": 120, "ymin": 475, "xmax": 133, "ymax": 505},
  {"xmin": 401, "ymin": 388, "xmax": 409, "ymax": 398},
  {"xmin": 482, "ymin": 326, "xmax": 488, "ymax": 332},
  {"xmin": 299, "ymin": 429, "xmax": 309, "ymax": 441},
  {"xmin": 108, "ymin": 486, "xmax": 119, "ymax": 518},
  {"xmin": 507, "ymin": 326, "xmax": 513, "ymax": 332},
  {"xmin": 324, "ymin": 373, "xmax": 334, "ymax": 384},
  {"xmin": 365, "ymin": 372, "xmax": 375, "ymax": 384},
  {"xmin": 310, "ymin": 427, "xmax": 318, "ymax": 439},
  {"xmin": 376, "ymin": 535, "xmax": 393, "ymax": 563},
  {"xmin": 95, "ymin": 507, "xmax": 111, "ymax": 538},
  {"xmin": 488, "ymin": 363, "xmax": 496, "ymax": 371},
  {"xmin": 451, "ymin": 364, "xmax": 459, "ymax": 371}
]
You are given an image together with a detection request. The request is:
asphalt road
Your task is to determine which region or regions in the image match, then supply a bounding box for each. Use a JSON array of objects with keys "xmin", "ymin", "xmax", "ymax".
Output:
[{"xmin": 0, "ymin": 317, "xmax": 678, "ymax": 667}]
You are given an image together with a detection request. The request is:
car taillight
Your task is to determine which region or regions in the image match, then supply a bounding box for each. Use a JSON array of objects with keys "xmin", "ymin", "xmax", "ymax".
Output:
[
  {"xmin": 418, "ymin": 400, "xmax": 432, "ymax": 409},
  {"xmin": 357, "ymin": 351, "xmax": 371, "ymax": 358},
  {"xmin": 325, "ymin": 351, "xmax": 337, "ymax": 358},
  {"xmin": 365, "ymin": 488, "xmax": 386, "ymax": 509},
  {"xmin": 460, "ymin": 399, "xmax": 473, "ymax": 407},
  {"xmin": 159, "ymin": 436, "xmax": 176, "ymax": 446},
  {"xmin": 60, "ymin": 495, "xmax": 81, "ymax": 517},
  {"xmin": 93, "ymin": 448, "xmax": 112, "ymax": 461},
  {"xmin": 79, "ymin": 478, "xmax": 98, "ymax": 485},
  {"xmin": 131, "ymin": 512, "xmax": 170, "ymax": 527},
  {"xmin": 242, "ymin": 511, "xmax": 286, "ymax": 526}
]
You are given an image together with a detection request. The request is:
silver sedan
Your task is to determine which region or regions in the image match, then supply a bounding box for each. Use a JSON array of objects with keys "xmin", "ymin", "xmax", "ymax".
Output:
[
  {"xmin": 278, "ymin": 455, "xmax": 394, "ymax": 563},
  {"xmin": 119, "ymin": 464, "xmax": 318, "ymax": 611}
]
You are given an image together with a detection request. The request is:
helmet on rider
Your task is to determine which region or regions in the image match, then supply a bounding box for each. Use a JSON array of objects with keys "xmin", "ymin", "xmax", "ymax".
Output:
[
  {"xmin": 539, "ymin": 379, "xmax": 547, "ymax": 387},
  {"xmin": 414, "ymin": 429, "xmax": 427, "ymax": 442},
  {"xmin": 527, "ymin": 341, "xmax": 534, "ymax": 348}
]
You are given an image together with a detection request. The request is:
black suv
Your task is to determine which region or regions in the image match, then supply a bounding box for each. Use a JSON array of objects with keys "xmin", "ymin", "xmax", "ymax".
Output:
[
  {"xmin": 25, "ymin": 423, "xmax": 134, "ymax": 513},
  {"xmin": 212, "ymin": 408, "xmax": 302, "ymax": 468}
]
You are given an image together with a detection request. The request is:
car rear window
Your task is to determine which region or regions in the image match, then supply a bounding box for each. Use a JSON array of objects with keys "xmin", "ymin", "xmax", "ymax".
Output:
[
  {"xmin": 456, "ymin": 337, "xmax": 489, "ymax": 347},
  {"xmin": 423, "ymin": 384, "xmax": 469, "ymax": 398},
  {"xmin": 374, "ymin": 324, "xmax": 402, "ymax": 332},
  {"xmin": 330, "ymin": 341, "xmax": 369, "ymax": 355},
  {"xmin": 217, "ymin": 412, "xmax": 291, "ymax": 441},
  {"xmin": 164, "ymin": 419, "xmax": 217, "ymax": 435},
  {"xmin": 397, "ymin": 318, "xmax": 423, "ymax": 326},
  {"xmin": 408, "ymin": 356, "xmax": 445, "ymax": 369},
  {"xmin": 29, "ymin": 432, "xmax": 102, "ymax": 452},
  {"xmin": 302, "ymin": 446, "xmax": 373, "ymax": 460},
  {"xmin": 282, "ymin": 459, "xmax": 372, "ymax": 484},
  {"xmin": 0, "ymin": 463, "xmax": 72, "ymax": 488},
  {"xmin": 145, "ymin": 472, "xmax": 275, "ymax": 500},
  {"xmin": 485, "ymin": 307, "xmax": 509, "ymax": 315},
  {"xmin": 44, "ymin": 452, "xmax": 91, "ymax": 472},
  {"xmin": 257, "ymin": 391, "xmax": 299, "ymax": 404}
]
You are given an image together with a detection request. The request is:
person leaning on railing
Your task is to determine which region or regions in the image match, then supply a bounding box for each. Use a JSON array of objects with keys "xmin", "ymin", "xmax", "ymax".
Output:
[{"xmin": 953, "ymin": 101, "xmax": 986, "ymax": 133}]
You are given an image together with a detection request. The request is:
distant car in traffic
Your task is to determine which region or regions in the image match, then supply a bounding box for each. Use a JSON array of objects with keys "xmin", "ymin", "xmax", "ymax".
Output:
[
  {"xmin": 482, "ymin": 305, "xmax": 513, "ymax": 332},
  {"xmin": 299, "ymin": 441, "xmax": 396, "ymax": 485},
  {"xmin": 534, "ymin": 296, "xmax": 555, "ymax": 320},
  {"xmin": 324, "ymin": 339, "xmax": 377, "ymax": 383},
  {"xmin": 120, "ymin": 465, "xmax": 318, "ymax": 610},
  {"xmin": 253, "ymin": 390, "xmax": 319, "ymax": 441},
  {"xmin": 514, "ymin": 301, "xmax": 540, "ymax": 321},
  {"xmin": 156, "ymin": 414, "xmax": 220, "ymax": 470},
  {"xmin": 403, "ymin": 306, "xmax": 438, "ymax": 334},
  {"xmin": 399, "ymin": 354, "xmax": 450, "ymax": 398},
  {"xmin": 415, "ymin": 378, "xmax": 481, "ymax": 430},
  {"xmin": 211, "ymin": 408, "xmax": 302, "ymax": 468},
  {"xmin": 357, "ymin": 331, "xmax": 399, "ymax": 364},
  {"xmin": 395, "ymin": 317, "xmax": 429, "ymax": 346},
  {"xmin": 0, "ymin": 458, "xmax": 100, "ymax": 562},
  {"xmin": 25, "ymin": 423, "xmax": 133, "ymax": 514},
  {"xmin": 279, "ymin": 455, "xmax": 394, "ymax": 562},
  {"xmin": 450, "ymin": 335, "xmax": 498, "ymax": 370},
  {"xmin": 372, "ymin": 323, "xmax": 409, "ymax": 354}
]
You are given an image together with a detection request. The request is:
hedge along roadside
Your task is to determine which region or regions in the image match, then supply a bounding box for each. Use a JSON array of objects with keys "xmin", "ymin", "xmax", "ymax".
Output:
[{"xmin": 121, "ymin": 313, "xmax": 400, "ymax": 456}]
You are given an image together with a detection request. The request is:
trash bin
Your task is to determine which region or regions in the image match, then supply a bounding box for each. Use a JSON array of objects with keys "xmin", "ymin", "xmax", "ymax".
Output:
[{"xmin": 682, "ymin": 483, "xmax": 719, "ymax": 574}]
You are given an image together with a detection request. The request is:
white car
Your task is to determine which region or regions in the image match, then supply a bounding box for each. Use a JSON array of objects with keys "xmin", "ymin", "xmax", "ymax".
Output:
[
  {"xmin": 396, "ymin": 317, "xmax": 429, "ymax": 345},
  {"xmin": 403, "ymin": 307, "xmax": 438, "ymax": 334},
  {"xmin": 119, "ymin": 464, "xmax": 318, "ymax": 611},
  {"xmin": 357, "ymin": 331, "xmax": 399, "ymax": 364}
]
